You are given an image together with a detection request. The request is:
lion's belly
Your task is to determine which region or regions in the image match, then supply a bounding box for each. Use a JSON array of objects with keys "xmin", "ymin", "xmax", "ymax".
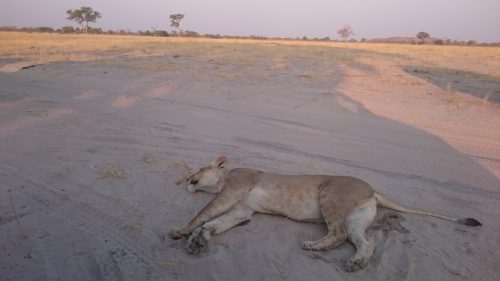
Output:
[{"xmin": 243, "ymin": 185, "xmax": 322, "ymax": 222}]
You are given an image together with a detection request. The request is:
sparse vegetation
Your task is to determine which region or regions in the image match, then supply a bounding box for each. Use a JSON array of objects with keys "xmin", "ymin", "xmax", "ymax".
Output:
[
  {"xmin": 0, "ymin": 25, "xmax": 498, "ymax": 47},
  {"xmin": 445, "ymin": 82, "xmax": 464, "ymax": 106},
  {"xmin": 1, "ymin": 31, "xmax": 499, "ymax": 80},
  {"xmin": 95, "ymin": 162, "xmax": 129, "ymax": 179},
  {"xmin": 482, "ymin": 91, "xmax": 492, "ymax": 105}
]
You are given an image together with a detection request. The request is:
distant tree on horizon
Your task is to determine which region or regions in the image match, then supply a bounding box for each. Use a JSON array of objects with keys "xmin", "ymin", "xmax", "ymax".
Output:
[
  {"xmin": 169, "ymin": 14, "xmax": 184, "ymax": 37},
  {"xmin": 337, "ymin": 25, "xmax": 354, "ymax": 41},
  {"xmin": 151, "ymin": 25, "xmax": 161, "ymax": 36},
  {"xmin": 416, "ymin": 31, "xmax": 430, "ymax": 44},
  {"xmin": 66, "ymin": 7, "xmax": 101, "ymax": 34}
]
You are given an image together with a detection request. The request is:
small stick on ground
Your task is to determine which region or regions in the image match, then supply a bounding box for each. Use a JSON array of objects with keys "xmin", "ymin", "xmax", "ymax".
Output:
[
  {"xmin": 158, "ymin": 258, "xmax": 184, "ymax": 267},
  {"xmin": 9, "ymin": 193, "xmax": 29, "ymax": 240}
]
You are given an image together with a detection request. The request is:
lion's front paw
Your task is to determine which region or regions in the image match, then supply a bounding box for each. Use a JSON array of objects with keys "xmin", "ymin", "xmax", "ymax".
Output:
[
  {"xmin": 301, "ymin": 241, "xmax": 314, "ymax": 251},
  {"xmin": 168, "ymin": 228, "xmax": 188, "ymax": 240},
  {"xmin": 345, "ymin": 256, "xmax": 369, "ymax": 272},
  {"xmin": 185, "ymin": 227, "xmax": 210, "ymax": 254}
]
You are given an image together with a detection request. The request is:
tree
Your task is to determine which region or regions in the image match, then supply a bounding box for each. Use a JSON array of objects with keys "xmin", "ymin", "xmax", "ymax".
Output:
[
  {"xmin": 151, "ymin": 25, "xmax": 159, "ymax": 36},
  {"xmin": 416, "ymin": 31, "xmax": 430, "ymax": 44},
  {"xmin": 169, "ymin": 14, "xmax": 184, "ymax": 37},
  {"xmin": 66, "ymin": 7, "xmax": 101, "ymax": 34},
  {"xmin": 337, "ymin": 25, "xmax": 354, "ymax": 41}
]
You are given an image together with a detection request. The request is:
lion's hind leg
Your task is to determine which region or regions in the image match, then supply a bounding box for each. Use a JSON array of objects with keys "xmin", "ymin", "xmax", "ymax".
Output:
[
  {"xmin": 301, "ymin": 222, "xmax": 347, "ymax": 251},
  {"xmin": 345, "ymin": 199, "xmax": 377, "ymax": 272},
  {"xmin": 301, "ymin": 185, "xmax": 358, "ymax": 251}
]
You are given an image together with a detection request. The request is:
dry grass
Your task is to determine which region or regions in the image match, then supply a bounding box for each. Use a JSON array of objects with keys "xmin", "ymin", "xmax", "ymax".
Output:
[
  {"xmin": 140, "ymin": 153, "xmax": 154, "ymax": 167},
  {"xmin": 332, "ymin": 41, "xmax": 500, "ymax": 77},
  {"xmin": 444, "ymin": 82, "xmax": 464, "ymax": 106},
  {"xmin": 0, "ymin": 32, "xmax": 168, "ymax": 61},
  {"xmin": 482, "ymin": 91, "xmax": 492, "ymax": 106},
  {"xmin": 2, "ymin": 32, "xmax": 497, "ymax": 108},
  {"xmin": 0, "ymin": 32, "xmax": 237, "ymax": 62},
  {"xmin": 123, "ymin": 209, "xmax": 145, "ymax": 232},
  {"xmin": 1, "ymin": 31, "xmax": 499, "ymax": 77},
  {"xmin": 94, "ymin": 162, "xmax": 129, "ymax": 179}
]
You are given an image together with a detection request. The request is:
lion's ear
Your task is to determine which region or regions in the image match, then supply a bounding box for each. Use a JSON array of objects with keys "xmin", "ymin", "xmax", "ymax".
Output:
[{"xmin": 211, "ymin": 156, "xmax": 229, "ymax": 168}]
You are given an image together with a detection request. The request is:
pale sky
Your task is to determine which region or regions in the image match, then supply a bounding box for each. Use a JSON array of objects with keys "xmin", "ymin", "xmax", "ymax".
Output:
[{"xmin": 1, "ymin": 0, "xmax": 499, "ymax": 42}]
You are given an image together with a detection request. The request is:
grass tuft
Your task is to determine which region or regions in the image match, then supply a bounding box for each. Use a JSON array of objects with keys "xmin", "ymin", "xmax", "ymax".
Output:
[{"xmin": 95, "ymin": 162, "xmax": 129, "ymax": 179}]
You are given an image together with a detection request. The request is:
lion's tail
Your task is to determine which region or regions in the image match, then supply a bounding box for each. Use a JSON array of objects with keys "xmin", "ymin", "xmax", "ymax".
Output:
[{"xmin": 373, "ymin": 193, "xmax": 482, "ymax": 226}]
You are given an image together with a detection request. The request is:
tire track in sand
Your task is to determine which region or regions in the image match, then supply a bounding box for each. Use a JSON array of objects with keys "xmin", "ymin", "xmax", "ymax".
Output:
[{"xmin": 1, "ymin": 163, "xmax": 185, "ymax": 281}]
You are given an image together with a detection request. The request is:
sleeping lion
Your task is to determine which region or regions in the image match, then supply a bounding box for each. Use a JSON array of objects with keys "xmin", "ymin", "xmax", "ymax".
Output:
[{"xmin": 169, "ymin": 156, "xmax": 481, "ymax": 272}]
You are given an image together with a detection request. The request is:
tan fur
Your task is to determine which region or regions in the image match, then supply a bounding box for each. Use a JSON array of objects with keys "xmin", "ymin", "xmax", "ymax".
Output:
[{"xmin": 169, "ymin": 156, "xmax": 480, "ymax": 272}]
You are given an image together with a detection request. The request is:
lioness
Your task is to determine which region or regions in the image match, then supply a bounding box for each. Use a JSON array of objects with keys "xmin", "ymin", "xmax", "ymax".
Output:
[{"xmin": 169, "ymin": 156, "xmax": 481, "ymax": 272}]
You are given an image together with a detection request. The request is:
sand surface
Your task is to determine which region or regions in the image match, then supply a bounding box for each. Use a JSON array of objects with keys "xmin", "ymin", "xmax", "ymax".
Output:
[{"xmin": 1, "ymin": 45, "xmax": 499, "ymax": 281}]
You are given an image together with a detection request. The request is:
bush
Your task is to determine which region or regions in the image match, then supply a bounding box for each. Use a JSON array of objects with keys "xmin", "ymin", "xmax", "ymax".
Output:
[
  {"xmin": 249, "ymin": 35, "xmax": 267, "ymax": 40},
  {"xmin": 60, "ymin": 26, "xmax": 75, "ymax": 33},
  {"xmin": 204, "ymin": 34, "xmax": 222, "ymax": 39},
  {"xmin": 88, "ymin": 27, "xmax": 102, "ymax": 34},
  {"xmin": 0, "ymin": 26, "xmax": 17, "ymax": 31},
  {"xmin": 156, "ymin": 30, "xmax": 169, "ymax": 37},
  {"xmin": 182, "ymin": 30, "xmax": 199, "ymax": 37},
  {"xmin": 37, "ymin": 27, "xmax": 54, "ymax": 33},
  {"xmin": 138, "ymin": 30, "xmax": 151, "ymax": 36}
]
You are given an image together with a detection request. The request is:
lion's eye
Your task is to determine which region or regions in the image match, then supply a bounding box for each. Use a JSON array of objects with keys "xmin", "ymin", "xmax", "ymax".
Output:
[{"xmin": 190, "ymin": 180, "xmax": 199, "ymax": 185}]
